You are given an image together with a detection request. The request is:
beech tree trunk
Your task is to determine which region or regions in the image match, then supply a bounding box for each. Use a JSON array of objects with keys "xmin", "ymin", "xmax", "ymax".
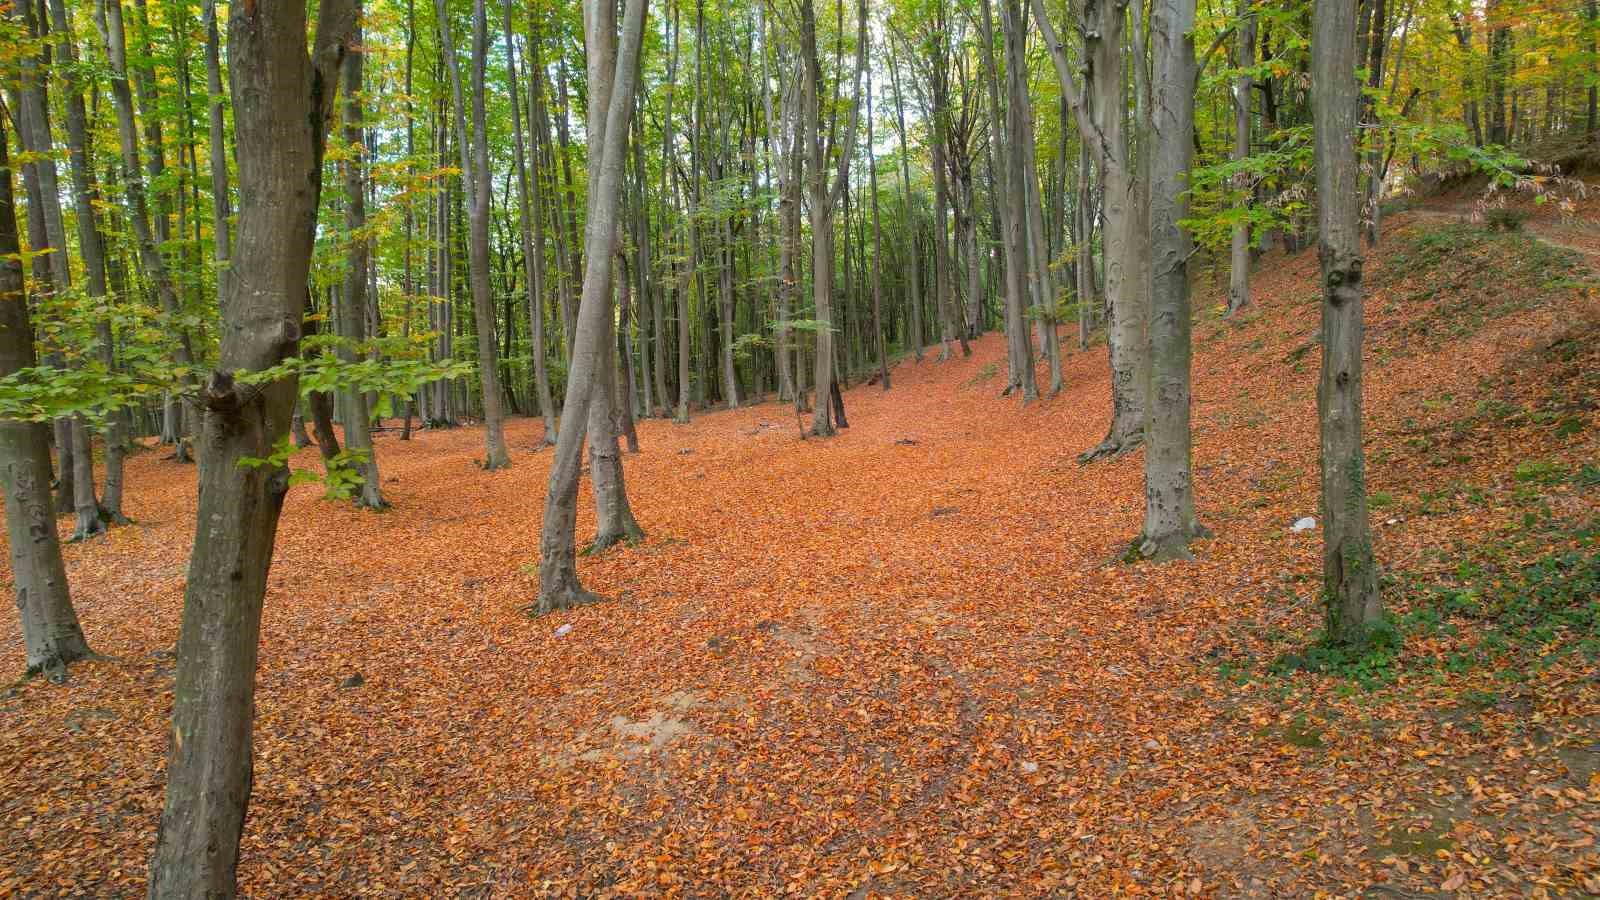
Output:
[
  {"xmin": 437, "ymin": 0, "xmax": 511, "ymax": 469},
  {"xmin": 866, "ymin": 69, "xmax": 890, "ymax": 392},
  {"xmin": 888, "ymin": 52, "xmax": 925, "ymax": 362},
  {"xmin": 46, "ymin": 0, "xmax": 128, "ymax": 525},
  {"xmin": 1033, "ymin": 0, "xmax": 1148, "ymax": 461},
  {"xmin": 101, "ymin": 0, "xmax": 200, "ymax": 462},
  {"xmin": 800, "ymin": 0, "xmax": 866, "ymax": 437},
  {"xmin": 1140, "ymin": 0, "xmax": 1209, "ymax": 561},
  {"xmin": 146, "ymin": 0, "xmax": 357, "ymax": 892},
  {"xmin": 339, "ymin": 25, "xmax": 385, "ymax": 508},
  {"xmin": 1311, "ymin": 0, "xmax": 1383, "ymax": 644},
  {"xmin": 0, "ymin": 118, "xmax": 92, "ymax": 684},
  {"xmin": 1227, "ymin": 0, "xmax": 1256, "ymax": 315},
  {"xmin": 504, "ymin": 0, "xmax": 557, "ymax": 446},
  {"xmin": 535, "ymin": 0, "xmax": 648, "ymax": 614}
]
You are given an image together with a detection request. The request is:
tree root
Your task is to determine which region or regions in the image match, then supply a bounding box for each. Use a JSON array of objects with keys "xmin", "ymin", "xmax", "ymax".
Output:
[
  {"xmin": 525, "ymin": 584, "xmax": 606, "ymax": 618},
  {"xmin": 1076, "ymin": 431, "xmax": 1143, "ymax": 465}
]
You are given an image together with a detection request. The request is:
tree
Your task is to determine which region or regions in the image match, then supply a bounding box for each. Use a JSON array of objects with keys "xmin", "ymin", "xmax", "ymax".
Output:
[
  {"xmin": 146, "ymin": 0, "xmax": 358, "ymax": 890},
  {"xmin": 436, "ymin": 0, "xmax": 511, "ymax": 469},
  {"xmin": 1226, "ymin": 0, "xmax": 1256, "ymax": 316},
  {"xmin": 0, "ymin": 113, "xmax": 93, "ymax": 684},
  {"xmin": 978, "ymin": 0, "xmax": 1036, "ymax": 401},
  {"xmin": 503, "ymin": 0, "xmax": 557, "ymax": 446},
  {"xmin": 1311, "ymin": 0, "xmax": 1383, "ymax": 645},
  {"xmin": 338, "ymin": 21, "xmax": 386, "ymax": 509},
  {"xmin": 799, "ymin": 0, "xmax": 867, "ymax": 437},
  {"xmin": 534, "ymin": 0, "xmax": 649, "ymax": 615},
  {"xmin": 1033, "ymin": 0, "xmax": 1151, "ymax": 462},
  {"xmin": 1138, "ymin": 0, "xmax": 1209, "ymax": 561}
]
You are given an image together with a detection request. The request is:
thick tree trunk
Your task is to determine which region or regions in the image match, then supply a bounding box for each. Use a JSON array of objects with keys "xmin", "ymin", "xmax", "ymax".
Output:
[
  {"xmin": 1311, "ymin": 0, "xmax": 1383, "ymax": 644},
  {"xmin": 0, "ymin": 120, "xmax": 92, "ymax": 683},
  {"xmin": 1140, "ymin": 0, "xmax": 1208, "ymax": 561},
  {"xmin": 589, "ymin": 276, "xmax": 644, "ymax": 551},
  {"xmin": 146, "ymin": 0, "xmax": 357, "ymax": 892},
  {"xmin": 535, "ymin": 0, "xmax": 647, "ymax": 615}
]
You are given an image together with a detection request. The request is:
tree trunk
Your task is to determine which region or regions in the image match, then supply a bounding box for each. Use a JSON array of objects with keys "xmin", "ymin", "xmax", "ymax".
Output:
[
  {"xmin": 0, "ymin": 118, "xmax": 92, "ymax": 683},
  {"xmin": 1227, "ymin": 0, "xmax": 1256, "ymax": 315},
  {"xmin": 535, "ymin": 0, "xmax": 647, "ymax": 614},
  {"xmin": 1005, "ymin": 0, "xmax": 1061, "ymax": 394},
  {"xmin": 337, "ymin": 27, "xmax": 385, "ymax": 508},
  {"xmin": 800, "ymin": 0, "xmax": 866, "ymax": 437},
  {"xmin": 1032, "ymin": 0, "xmax": 1147, "ymax": 460},
  {"xmin": 866, "ymin": 69, "xmax": 890, "ymax": 391},
  {"xmin": 1140, "ymin": 0, "xmax": 1208, "ymax": 561},
  {"xmin": 505, "ymin": 0, "xmax": 557, "ymax": 446},
  {"xmin": 888, "ymin": 52, "xmax": 925, "ymax": 362},
  {"xmin": 147, "ymin": 0, "xmax": 357, "ymax": 891},
  {"xmin": 437, "ymin": 0, "xmax": 510, "ymax": 469},
  {"xmin": 1311, "ymin": 0, "xmax": 1383, "ymax": 644},
  {"xmin": 45, "ymin": 0, "xmax": 128, "ymax": 524},
  {"xmin": 100, "ymin": 0, "xmax": 200, "ymax": 462}
]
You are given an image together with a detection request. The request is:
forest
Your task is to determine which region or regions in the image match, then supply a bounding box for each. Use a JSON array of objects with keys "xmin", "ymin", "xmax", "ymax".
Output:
[{"xmin": 0, "ymin": 0, "xmax": 1598, "ymax": 893}]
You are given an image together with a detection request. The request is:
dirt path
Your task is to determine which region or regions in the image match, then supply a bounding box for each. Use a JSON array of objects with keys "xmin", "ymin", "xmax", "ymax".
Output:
[{"xmin": 1410, "ymin": 202, "xmax": 1600, "ymax": 260}]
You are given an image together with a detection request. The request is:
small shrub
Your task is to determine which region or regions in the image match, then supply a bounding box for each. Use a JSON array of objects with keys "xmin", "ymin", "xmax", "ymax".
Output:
[{"xmin": 1483, "ymin": 206, "xmax": 1531, "ymax": 232}]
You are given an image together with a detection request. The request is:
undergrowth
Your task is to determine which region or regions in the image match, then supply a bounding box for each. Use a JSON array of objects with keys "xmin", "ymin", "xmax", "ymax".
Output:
[{"xmin": 1227, "ymin": 462, "xmax": 1598, "ymax": 693}]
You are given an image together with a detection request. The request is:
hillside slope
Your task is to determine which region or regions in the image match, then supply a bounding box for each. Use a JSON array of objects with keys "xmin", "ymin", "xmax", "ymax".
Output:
[{"xmin": 0, "ymin": 210, "xmax": 1596, "ymax": 896}]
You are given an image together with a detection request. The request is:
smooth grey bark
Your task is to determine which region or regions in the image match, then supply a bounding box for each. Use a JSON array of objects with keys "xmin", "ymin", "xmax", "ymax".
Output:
[
  {"xmin": 535, "ymin": 0, "xmax": 647, "ymax": 614},
  {"xmin": 12, "ymin": 0, "xmax": 110, "ymax": 538},
  {"xmin": 580, "ymin": 0, "xmax": 644, "ymax": 550},
  {"xmin": 338, "ymin": 25, "xmax": 385, "ymax": 508},
  {"xmin": 588, "ymin": 270, "xmax": 644, "ymax": 552},
  {"xmin": 658, "ymin": 1, "xmax": 681, "ymax": 412},
  {"xmin": 436, "ymin": 0, "xmax": 510, "ymax": 469},
  {"xmin": 925, "ymin": 23, "xmax": 964, "ymax": 364},
  {"xmin": 1139, "ymin": 0, "xmax": 1209, "ymax": 562},
  {"xmin": 146, "ymin": 0, "xmax": 357, "ymax": 893},
  {"xmin": 1227, "ymin": 0, "xmax": 1256, "ymax": 315},
  {"xmin": 887, "ymin": 51, "xmax": 924, "ymax": 362},
  {"xmin": 1311, "ymin": 0, "xmax": 1383, "ymax": 644},
  {"xmin": 0, "ymin": 118, "xmax": 92, "ymax": 684},
  {"xmin": 1033, "ymin": 0, "xmax": 1149, "ymax": 462},
  {"xmin": 503, "ymin": 0, "xmax": 556, "ymax": 446}
]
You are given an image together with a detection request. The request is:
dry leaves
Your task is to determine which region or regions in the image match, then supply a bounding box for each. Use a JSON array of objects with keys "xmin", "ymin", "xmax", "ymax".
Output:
[{"xmin": 0, "ymin": 208, "xmax": 1597, "ymax": 896}]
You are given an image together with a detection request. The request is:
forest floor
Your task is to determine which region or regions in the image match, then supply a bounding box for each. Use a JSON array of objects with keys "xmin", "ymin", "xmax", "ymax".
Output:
[{"xmin": 2, "ymin": 205, "xmax": 1599, "ymax": 897}]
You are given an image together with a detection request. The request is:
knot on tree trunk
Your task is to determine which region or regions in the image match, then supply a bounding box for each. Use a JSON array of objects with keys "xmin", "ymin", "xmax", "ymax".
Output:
[{"xmin": 202, "ymin": 370, "xmax": 242, "ymax": 418}]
